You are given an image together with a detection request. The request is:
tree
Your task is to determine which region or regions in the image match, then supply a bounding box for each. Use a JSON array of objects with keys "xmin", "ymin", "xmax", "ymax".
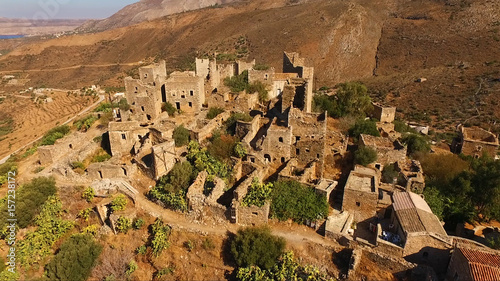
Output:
[
  {"xmin": 354, "ymin": 146, "xmax": 378, "ymax": 166},
  {"xmin": 0, "ymin": 176, "xmax": 57, "ymax": 229},
  {"xmin": 45, "ymin": 234, "xmax": 103, "ymax": 281},
  {"xmin": 224, "ymin": 70, "xmax": 249, "ymax": 92},
  {"xmin": 162, "ymin": 102, "xmax": 176, "ymax": 116},
  {"xmin": 402, "ymin": 133, "xmax": 430, "ymax": 155},
  {"xmin": 173, "ymin": 125, "xmax": 190, "ymax": 147},
  {"xmin": 159, "ymin": 161, "xmax": 196, "ymax": 193},
  {"xmin": 348, "ymin": 119, "xmax": 380, "ymax": 140},
  {"xmin": 423, "ymin": 187, "xmax": 445, "ymax": 220},
  {"xmin": 231, "ymin": 226, "xmax": 285, "ymax": 270},
  {"xmin": 208, "ymin": 134, "xmax": 238, "ymax": 161},
  {"xmin": 314, "ymin": 82, "xmax": 372, "ymax": 118}
]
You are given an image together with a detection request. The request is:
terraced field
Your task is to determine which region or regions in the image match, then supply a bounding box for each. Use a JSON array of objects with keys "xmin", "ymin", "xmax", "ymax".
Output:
[{"xmin": 0, "ymin": 91, "xmax": 98, "ymax": 158}]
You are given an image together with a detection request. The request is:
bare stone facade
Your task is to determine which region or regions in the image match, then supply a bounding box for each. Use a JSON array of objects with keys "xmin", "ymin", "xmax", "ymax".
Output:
[
  {"xmin": 164, "ymin": 71, "xmax": 205, "ymax": 112},
  {"xmin": 342, "ymin": 165, "xmax": 380, "ymax": 222}
]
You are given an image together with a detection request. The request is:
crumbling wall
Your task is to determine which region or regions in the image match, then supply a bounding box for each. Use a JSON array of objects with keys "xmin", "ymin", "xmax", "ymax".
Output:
[
  {"xmin": 87, "ymin": 163, "xmax": 135, "ymax": 180},
  {"xmin": 187, "ymin": 171, "xmax": 208, "ymax": 210},
  {"xmin": 192, "ymin": 111, "xmax": 231, "ymax": 142},
  {"xmin": 236, "ymin": 59, "xmax": 256, "ymax": 75},
  {"xmin": 233, "ymin": 201, "xmax": 270, "ymax": 226},
  {"xmin": 403, "ymin": 234, "xmax": 452, "ymax": 275},
  {"xmin": 248, "ymin": 68, "xmax": 275, "ymax": 87},
  {"xmin": 108, "ymin": 121, "xmax": 149, "ymax": 156},
  {"xmin": 236, "ymin": 115, "xmax": 261, "ymax": 140},
  {"xmin": 37, "ymin": 132, "xmax": 97, "ymax": 166},
  {"xmin": 124, "ymin": 77, "xmax": 162, "ymax": 123},
  {"xmin": 152, "ymin": 140, "xmax": 176, "ymax": 180}
]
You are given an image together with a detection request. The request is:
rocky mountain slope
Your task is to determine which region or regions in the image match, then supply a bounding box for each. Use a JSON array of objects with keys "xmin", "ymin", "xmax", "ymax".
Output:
[
  {"xmin": 77, "ymin": 0, "xmax": 240, "ymax": 32},
  {"xmin": 0, "ymin": 18, "xmax": 86, "ymax": 35},
  {"xmin": 0, "ymin": 0, "xmax": 499, "ymax": 133}
]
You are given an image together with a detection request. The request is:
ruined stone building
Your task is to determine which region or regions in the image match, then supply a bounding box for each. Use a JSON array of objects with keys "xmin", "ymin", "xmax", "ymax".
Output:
[
  {"xmin": 390, "ymin": 191, "xmax": 452, "ymax": 274},
  {"xmin": 453, "ymin": 125, "xmax": 499, "ymax": 158},
  {"xmin": 446, "ymin": 246, "xmax": 500, "ymax": 281},
  {"xmin": 394, "ymin": 159, "xmax": 425, "ymax": 193},
  {"xmin": 359, "ymin": 134, "xmax": 407, "ymax": 167},
  {"xmin": 371, "ymin": 103, "xmax": 400, "ymax": 139},
  {"xmin": 342, "ymin": 165, "xmax": 380, "ymax": 222}
]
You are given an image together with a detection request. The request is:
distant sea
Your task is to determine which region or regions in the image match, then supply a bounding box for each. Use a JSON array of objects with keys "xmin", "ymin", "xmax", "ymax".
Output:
[{"xmin": 0, "ymin": 35, "xmax": 25, "ymax": 39}]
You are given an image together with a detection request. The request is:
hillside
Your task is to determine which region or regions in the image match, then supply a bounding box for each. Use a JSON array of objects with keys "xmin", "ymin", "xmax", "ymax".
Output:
[
  {"xmin": 77, "ymin": 0, "xmax": 241, "ymax": 32},
  {"xmin": 0, "ymin": 0, "xmax": 499, "ymax": 134},
  {"xmin": 0, "ymin": 18, "xmax": 86, "ymax": 35}
]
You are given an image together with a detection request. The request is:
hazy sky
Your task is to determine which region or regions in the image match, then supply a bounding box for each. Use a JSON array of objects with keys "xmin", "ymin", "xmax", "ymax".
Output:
[{"xmin": 0, "ymin": 0, "xmax": 139, "ymax": 19}]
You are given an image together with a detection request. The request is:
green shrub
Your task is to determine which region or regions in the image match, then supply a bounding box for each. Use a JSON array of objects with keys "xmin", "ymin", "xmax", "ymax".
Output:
[
  {"xmin": 173, "ymin": 125, "xmax": 190, "ymax": 147},
  {"xmin": 253, "ymin": 64, "xmax": 270, "ymax": 70},
  {"xmin": 111, "ymin": 194, "xmax": 127, "ymax": 212},
  {"xmin": 231, "ymin": 226, "xmax": 285, "ymax": 270},
  {"xmin": 208, "ymin": 134, "xmax": 238, "ymax": 161},
  {"xmin": 381, "ymin": 163, "xmax": 399, "ymax": 183},
  {"xmin": 40, "ymin": 125, "xmax": 70, "ymax": 146},
  {"xmin": 118, "ymin": 98, "xmax": 130, "ymax": 111},
  {"xmin": 94, "ymin": 102, "xmax": 113, "ymax": 113},
  {"xmin": 207, "ymin": 107, "xmax": 225, "ymax": 119},
  {"xmin": 0, "ymin": 158, "xmax": 17, "ymax": 185},
  {"xmin": 126, "ymin": 260, "xmax": 138, "ymax": 275},
  {"xmin": 91, "ymin": 149, "xmax": 112, "ymax": 163},
  {"xmin": 136, "ymin": 245, "xmax": 147, "ymax": 255},
  {"xmin": 354, "ymin": 146, "xmax": 378, "ymax": 166},
  {"xmin": 242, "ymin": 178, "xmax": 273, "ymax": 207},
  {"xmin": 348, "ymin": 119, "xmax": 380, "ymax": 140},
  {"xmin": 18, "ymin": 196, "xmax": 74, "ymax": 267},
  {"xmin": 236, "ymin": 251, "xmax": 333, "ymax": 281},
  {"xmin": 116, "ymin": 216, "xmax": 132, "ymax": 233},
  {"xmin": 224, "ymin": 70, "xmax": 249, "ymax": 92},
  {"xmin": 78, "ymin": 208, "xmax": 93, "ymax": 221},
  {"xmin": 271, "ymin": 180, "xmax": 329, "ymax": 223},
  {"xmin": 158, "ymin": 161, "xmax": 196, "ymax": 193},
  {"xmin": 82, "ymin": 225, "xmax": 99, "ymax": 236},
  {"xmin": 71, "ymin": 161, "xmax": 86, "ymax": 170},
  {"xmin": 82, "ymin": 187, "xmax": 95, "ymax": 203},
  {"xmin": 234, "ymin": 142, "xmax": 247, "ymax": 158},
  {"xmin": 45, "ymin": 234, "xmax": 103, "ymax": 281},
  {"xmin": 247, "ymin": 81, "xmax": 269, "ymax": 102},
  {"xmin": 0, "ymin": 177, "xmax": 57, "ymax": 229},
  {"xmin": 133, "ymin": 218, "xmax": 145, "ymax": 229},
  {"xmin": 201, "ymin": 238, "xmax": 215, "ymax": 250},
  {"xmin": 187, "ymin": 141, "xmax": 231, "ymax": 179},
  {"xmin": 150, "ymin": 219, "xmax": 171, "ymax": 257},
  {"xmin": 162, "ymin": 102, "xmax": 176, "ymax": 116},
  {"xmin": 184, "ymin": 240, "xmax": 195, "ymax": 252},
  {"xmin": 402, "ymin": 133, "xmax": 431, "ymax": 155},
  {"xmin": 394, "ymin": 120, "xmax": 417, "ymax": 134},
  {"xmin": 313, "ymin": 82, "xmax": 372, "ymax": 118},
  {"xmin": 74, "ymin": 115, "xmax": 98, "ymax": 131}
]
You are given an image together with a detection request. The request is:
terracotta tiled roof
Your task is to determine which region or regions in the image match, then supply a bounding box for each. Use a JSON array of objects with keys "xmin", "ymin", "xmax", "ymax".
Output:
[{"xmin": 458, "ymin": 247, "xmax": 500, "ymax": 281}]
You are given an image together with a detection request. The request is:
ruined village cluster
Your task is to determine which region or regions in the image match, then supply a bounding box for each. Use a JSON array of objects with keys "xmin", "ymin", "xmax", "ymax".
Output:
[{"xmin": 35, "ymin": 52, "xmax": 500, "ymax": 279}]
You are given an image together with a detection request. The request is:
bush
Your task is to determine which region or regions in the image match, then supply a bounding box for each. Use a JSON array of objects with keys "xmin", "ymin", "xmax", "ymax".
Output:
[
  {"xmin": 116, "ymin": 216, "xmax": 132, "ymax": 233},
  {"xmin": 18, "ymin": 196, "xmax": 73, "ymax": 267},
  {"xmin": 91, "ymin": 149, "xmax": 112, "ymax": 163},
  {"xmin": 118, "ymin": 98, "xmax": 130, "ymax": 111},
  {"xmin": 234, "ymin": 142, "xmax": 247, "ymax": 158},
  {"xmin": 236, "ymin": 251, "xmax": 333, "ymax": 281},
  {"xmin": 402, "ymin": 134, "xmax": 430, "ymax": 155},
  {"xmin": 40, "ymin": 125, "xmax": 70, "ymax": 146},
  {"xmin": 225, "ymin": 112, "xmax": 253, "ymax": 135},
  {"xmin": 271, "ymin": 180, "xmax": 329, "ymax": 223},
  {"xmin": 74, "ymin": 115, "xmax": 98, "ymax": 131},
  {"xmin": 348, "ymin": 119, "xmax": 380, "ymax": 140},
  {"xmin": 313, "ymin": 82, "xmax": 372, "ymax": 118},
  {"xmin": 224, "ymin": 70, "xmax": 249, "ymax": 92},
  {"xmin": 173, "ymin": 125, "xmax": 190, "ymax": 147},
  {"xmin": 207, "ymin": 107, "xmax": 225, "ymax": 119},
  {"xmin": 82, "ymin": 187, "xmax": 95, "ymax": 203},
  {"xmin": 111, "ymin": 194, "xmax": 127, "ymax": 212},
  {"xmin": 71, "ymin": 161, "xmax": 86, "ymax": 170},
  {"xmin": 0, "ymin": 158, "xmax": 17, "ymax": 186},
  {"xmin": 394, "ymin": 120, "xmax": 417, "ymax": 134},
  {"xmin": 158, "ymin": 161, "xmax": 196, "ymax": 193},
  {"xmin": 0, "ymin": 177, "xmax": 57, "ymax": 229},
  {"xmin": 208, "ymin": 134, "xmax": 238, "ymax": 161},
  {"xmin": 187, "ymin": 141, "xmax": 231, "ymax": 179},
  {"xmin": 78, "ymin": 208, "xmax": 93, "ymax": 221},
  {"xmin": 162, "ymin": 102, "xmax": 176, "ymax": 116},
  {"xmin": 45, "ymin": 234, "xmax": 103, "ymax": 281},
  {"xmin": 247, "ymin": 81, "xmax": 269, "ymax": 103},
  {"xmin": 126, "ymin": 260, "xmax": 138, "ymax": 276},
  {"xmin": 242, "ymin": 178, "xmax": 273, "ymax": 207},
  {"xmin": 133, "ymin": 218, "xmax": 145, "ymax": 229},
  {"xmin": 150, "ymin": 219, "xmax": 172, "ymax": 257},
  {"xmin": 136, "ymin": 245, "xmax": 147, "ymax": 255},
  {"xmin": 231, "ymin": 226, "xmax": 285, "ymax": 270},
  {"xmin": 253, "ymin": 64, "xmax": 270, "ymax": 70},
  {"xmin": 354, "ymin": 146, "xmax": 378, "ymax": 166},
  {"xmin": 381, "ymin": 163, "xmax": 399, "ymax": 183},
  {"xmin": 94, "ymin": 102, "xmax": 113, "ymax": 113},
  {"xmin": 201, "ymin": 238, "xmax": 215, "ymax": 250}
]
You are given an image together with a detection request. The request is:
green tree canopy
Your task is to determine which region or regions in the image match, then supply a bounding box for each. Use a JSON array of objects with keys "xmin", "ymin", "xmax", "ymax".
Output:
[
  {"xmin": 45, "ymin": 234, "xmax": 103, "ymax": 281},
  {"xmin": 348, "ymin": 119, "xmax": 380, "ymax": 140},
  {"xmin": 313, "ymin": 82, "xmax": 372, "ymax": 118},
  {"xmin": 173, "ymin": 125, "xmax": 190, "ymax": 147},
  {"xmin": 354, "ymin": 147, "xmax": 378, "ymax": 166},
  {"xmin": 231, "ymin": 226, "xmax": 285, "ymax": 270},
  {"xmin": 402, "ymin": 133, "xmax": 430, "ymax": 155}
]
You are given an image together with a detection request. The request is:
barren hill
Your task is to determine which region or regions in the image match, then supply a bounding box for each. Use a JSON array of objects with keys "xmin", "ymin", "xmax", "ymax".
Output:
[
  {"xmin": 77, "ymin": 0, "xmax": 241, "ymax": 32},
  {"xmin": 0, "ymin": 18, "xmax": 86, "ymax": 35},
  {"xmin": 0, "ymin": 0, "xmax": 499, "ymax": 134}
]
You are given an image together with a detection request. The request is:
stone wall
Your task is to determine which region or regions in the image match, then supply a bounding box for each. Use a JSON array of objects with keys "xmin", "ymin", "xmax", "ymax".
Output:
[
  {"xmin": 38, "ymin": 131, "xmax": 98, "ymax": 166},
  {"xmin": 108, "ymin": 121, "xmax": 149, "ymax": 156},
  {"xmin": 124, "ymin": 77, "xmax": 162, "ymax": 123},
  {"xmin": 233, "ymin": 200, "xmax": 270, "ymax": 226},
  {"xmin": 87, "ymin": 163, "xmax": 136, "ymax": 180},
  {"xmin": 372, "ymin": 103, "xmax": 396, "ymax": 123},
  {"xmin": 152, "ymin": 140, "xmax": 176, "ymax": 180},
  {"xmin": 445, "ymin": 248, "xmax": 472, "ymax": 281},
  {"xmin": 343, "ymin": 188, "xmax": 378, "ymax": 222},
  {"xmin": 192, "ymin": 111, "xmax": 231, "ymax": 142},
  {"xmin": 236, "ymin": 59, "xmax": 256, "ymax": 75},
  {"xmin": 403, "ymin": 233, "xmax": 452, "ymax": 275}
]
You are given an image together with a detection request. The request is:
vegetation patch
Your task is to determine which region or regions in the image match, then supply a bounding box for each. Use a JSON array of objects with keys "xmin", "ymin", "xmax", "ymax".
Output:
[
  {"xmin": 242, "ymin": 178, "xmax": 273, "ymax": 207},
  {"xmin": 45, "ymin": 234, "xmax": 102, "ymax": 281},
  {"xmin": 348, "ymin": 119, "xmax": 380, "ymax": 140},
  {"xmin": 313, "ymin": 82, "xmax": 372, "ymax": 118},
  {"xmin": 0, "ymin": 118, "xmax": 14, "ymax": 138},
  {"xmin": 74, "ymin": 115, "xmax": 98, "ymax": 131},
  {"xmin": 40, "ymin": 125, "xmax": 70, "ymax": 146},
  {"xmin": 354, "ymin": 146, "xmax": 378, "ymax": 166},
  {"xmin": 206, "ymin": 107, "xmax": 225, "ymax": 119},
  {"xmin": 231, "ymin": 226, "xmax": 285, "ymax": 270},
  {"xmin": 173, "ymin": 125, "xmax": 190, "ymax": 147},
  {"xmin": 270, "ymin": 180, "xmax": 329, "ymax": 223}
]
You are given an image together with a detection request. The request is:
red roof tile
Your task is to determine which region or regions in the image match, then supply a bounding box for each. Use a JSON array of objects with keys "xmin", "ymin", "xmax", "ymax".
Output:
[{"xmin": 458, "ymin": 247, "xmax": 500, "ymax": 281}]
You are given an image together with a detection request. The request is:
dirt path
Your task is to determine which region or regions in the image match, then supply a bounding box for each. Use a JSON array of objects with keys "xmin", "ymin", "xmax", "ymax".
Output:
[
  {"xmin": 0, "ymin": 62, "xmax": 144, "ymax": 73},
  {"xmin": 136, "ymin": 194, "xmax": 340, "ymax": 248}
]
